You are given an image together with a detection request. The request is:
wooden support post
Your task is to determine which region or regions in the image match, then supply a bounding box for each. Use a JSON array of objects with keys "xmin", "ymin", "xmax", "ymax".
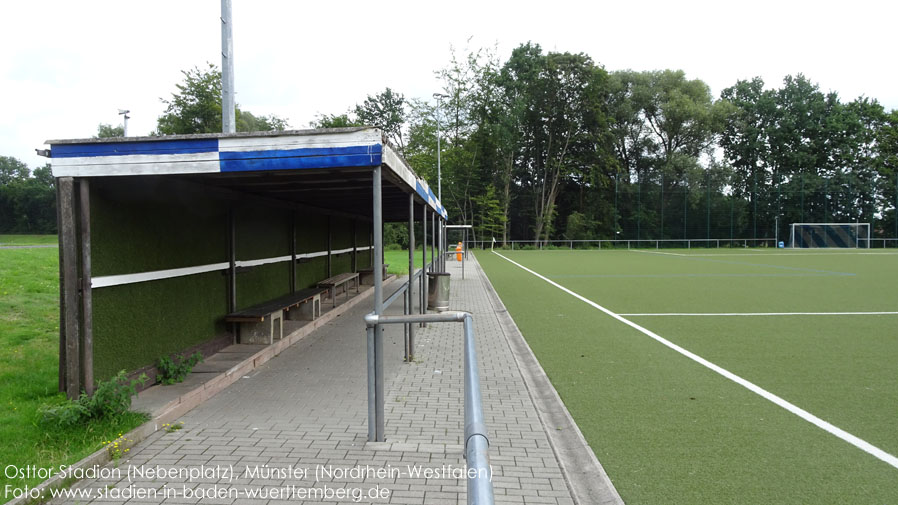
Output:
[
  {"xmin": 79, "ymin": 179, "xmax": 94, "ymax": 394},
  {"xmin": 55, "ymin": 180, "xmax": 66, "ymax": 393},
  {"xmin": 59, "ymin": 177, "xmax": 81, "ymax": 400}
]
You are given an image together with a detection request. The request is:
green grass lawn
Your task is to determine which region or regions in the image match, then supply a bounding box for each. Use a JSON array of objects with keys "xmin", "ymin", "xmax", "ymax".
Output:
[
  {"xmin": 477, "ymin": 249, "xmax": 898, "ymax": 504},
  {"xmin": 0, "ymin": 243, "xmax": 146, "ymax": 501},
  {"xmin": 0, "ymin": 234, "xmax": 59, "ymax": 246},
  {"xmin": 383, "ymin": 246, "xmax": 435, "ymax": 275}
]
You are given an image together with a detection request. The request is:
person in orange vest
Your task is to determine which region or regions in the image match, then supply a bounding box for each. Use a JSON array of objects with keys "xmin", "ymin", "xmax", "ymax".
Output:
[{"xmin": 456, "ymin": 242, "xmax": 463, "ymax": 262}]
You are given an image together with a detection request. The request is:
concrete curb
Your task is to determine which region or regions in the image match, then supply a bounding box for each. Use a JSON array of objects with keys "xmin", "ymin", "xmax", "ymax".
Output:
[
  {"xmin": 6, "ymin": 278, "xmax": 391, "ymax": 505},
  {"xmin": 473, "ymin": 251, "xmax": 625, "ymax": 505}
]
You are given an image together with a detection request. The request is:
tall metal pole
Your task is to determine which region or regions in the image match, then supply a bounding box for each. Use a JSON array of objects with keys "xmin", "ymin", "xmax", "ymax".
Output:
[
  {"xmin": 421, "ymin": 206, "xmax": 428, "ymax": 325},
  {"xmin": 658, "ymin": 172, "xmax": 664, "ymax": 238},
  {"xmin": 407, "ymin": 193, "xmax": 415, "ymax": 361},
  {"xmin": 118, "ymin": 109, "xmax": 130, "ymax": 137},
  {"xmin": 221, "ymin": 0, "xmax": 236, "ymax": 134},
  {"xmin": 683, "ymin": 176, "xmax": 687, "ymax": 241},
  {"xmin": 433, "ymin": 94, "xmax": 448, "ymax": 270},
  {"xmin": 614, "ymin": 171, "xmax": 619, "ymax": 235},
  {"xmin": 431, "ymin": 212, "xmax": 436, "ymax": 273},
  {"xmin": 706, "ymin": 168, "xmax": 711, "ymax": 242},
  {"xmin": 372, "ymin": 165, "xmax": 384, "ymax": 441}
]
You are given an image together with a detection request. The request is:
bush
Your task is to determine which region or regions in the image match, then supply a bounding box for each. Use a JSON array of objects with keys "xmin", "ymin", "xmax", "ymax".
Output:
[
  {"xmin": 90, "ymin": 371, "xmax": 147, "ymax": 418},
  {"xmin": 39, "ymin": 371, "xmax": 147, "ymax": 427},
  {"xmin": 157, "ymin": 352, "xmax": 203, "ymax": 385},
  {"xmin": 38, "ymin": 400, "xmax": 90, "ymax": 427}
]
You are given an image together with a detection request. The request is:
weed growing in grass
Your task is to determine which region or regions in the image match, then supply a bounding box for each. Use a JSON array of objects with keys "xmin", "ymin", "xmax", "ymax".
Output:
[
  {"xmin": 156, "ymin": 352, "xmax": 203, "ymax": 384},
  {"xmin": 38, "ymin": 371, "xmax": 148, "ymax": 427}
]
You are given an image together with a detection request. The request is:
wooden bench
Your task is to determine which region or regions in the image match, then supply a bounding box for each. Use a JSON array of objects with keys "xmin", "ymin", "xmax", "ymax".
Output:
[
  {"xmin": 225, "ymin": 287, "xmax": 326, "ymax": 344},
  {"xmin": 358, "ymin": 264, "xmax": 389, "ymax": 285},
  {"xmin": 318, "ymin": 272, "xmax": 360, "ymax": 308}
]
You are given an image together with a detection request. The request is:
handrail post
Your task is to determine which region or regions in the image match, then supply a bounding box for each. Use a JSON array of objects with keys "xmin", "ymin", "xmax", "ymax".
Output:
[
  {"xmin": 422, "ymin": 206, "xmax": 428, "ymax": 327},
  {"xmin": 364, "ymin": 312, "xmax": 494, "ymax": 505},
  {"xmin": 463, "ymin": 314, "xmax": 493, "ymax": 505},
  {"xmin": 366, "ymin": 325, "xmax": 376, "ymax": 442},
  {"xmin": 372, "ymin": 164, "xmax": 385, "ymax": 442},
  {"xmin": 408, "ymin": 193, "xmax": 415, "ymax": 361}
]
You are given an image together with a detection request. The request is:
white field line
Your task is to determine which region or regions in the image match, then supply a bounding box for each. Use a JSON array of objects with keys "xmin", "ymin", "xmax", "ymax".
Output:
[
  {"xmin": 631, "ymin": 250, "xmax": 898, "ymax": 257},
  {"xmin": 491, "ymin": 250, "xmax": 898, "ymax": 470},
  {"xmin": 620, "ymin": 312, "xmax": 898, "ymax": 317},
  {"xmin": 631, "ymin": 250, "xmax": 687, "ymax": 256}
]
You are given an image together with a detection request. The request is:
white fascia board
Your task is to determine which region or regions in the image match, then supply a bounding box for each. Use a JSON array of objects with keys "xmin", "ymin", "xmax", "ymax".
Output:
[
  {"xmin": 51, "ymin": 152, "xmax": 221, "ymax": 178},
  {"xmin": 219, "ymin": 129, "xmax": 382, "ymax": 152},
  {"xmin": 382, "ymin": 144, "xmax": 448, "ymax": 220}
]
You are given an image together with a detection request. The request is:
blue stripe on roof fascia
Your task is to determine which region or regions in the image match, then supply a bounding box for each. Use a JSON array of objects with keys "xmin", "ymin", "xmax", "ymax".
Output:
[
  {"xmin": 220, "ymin": 144, "xmax": 380, "ymax": 159},
  {"xmin": 51, "ymin": 139, "xmax": 219, "ymax": 158},
  {"xmin": 219, "ymin": 147, "xmax": 382, "ymax": 172},
  {"xmin": 415, "ymin": 180, "xmax": 448, "ymax": 219},
  {"xmin": 415, "ymin": 180, "xmax": 430, "ymax": 203}
]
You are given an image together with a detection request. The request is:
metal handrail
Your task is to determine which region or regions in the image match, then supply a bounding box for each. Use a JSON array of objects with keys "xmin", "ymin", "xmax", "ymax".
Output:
[
  {"xmin": 380, "ymin": 262, "xmax": 430, "ymax": 311},
  {"xmin": 364, "ymin": 311, "xmax": 494, "ymax": 505}
]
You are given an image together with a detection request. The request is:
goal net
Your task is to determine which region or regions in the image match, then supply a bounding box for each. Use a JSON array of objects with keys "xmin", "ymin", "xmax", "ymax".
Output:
[{"xmin": 788, "ymin": 223, "xmax": 871, "ymax": 248}]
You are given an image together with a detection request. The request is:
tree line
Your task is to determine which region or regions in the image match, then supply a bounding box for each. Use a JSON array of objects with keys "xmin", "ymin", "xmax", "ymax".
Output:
[
  {"xmin": 0, "ymin": 157, "xmax": 56, "ymax": 234},
  {"xmin": 4, "ymin": 45, "xmax": 897, "ymax": 241},
  {"xmin": 318, "ymin": 43, "xmax": 898, "ymax": 244}
]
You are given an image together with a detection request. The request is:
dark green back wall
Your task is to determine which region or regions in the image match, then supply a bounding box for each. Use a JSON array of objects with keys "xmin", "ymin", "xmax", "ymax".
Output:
[{"xmin": 88, "ymin": 176, "xmax": 372, "ymax": 380}]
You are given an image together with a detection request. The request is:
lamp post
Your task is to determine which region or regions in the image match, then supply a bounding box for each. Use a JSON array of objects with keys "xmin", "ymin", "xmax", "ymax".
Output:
[
  {"xmin": 433, "ymin": 93, "xmax": 448, "ymax": 204},
  {"xmin": 118, "ymin": 109, "xmax": 130, "ymax": 137},
  {"xmin": 433, "ymin": 93, "xmax": 448, "ymax": 270}
]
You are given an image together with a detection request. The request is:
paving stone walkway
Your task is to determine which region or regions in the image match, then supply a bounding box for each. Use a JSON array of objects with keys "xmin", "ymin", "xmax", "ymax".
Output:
[{"xmin": 52, "ymin": 254, "xmax": 619, "ymax": 505}]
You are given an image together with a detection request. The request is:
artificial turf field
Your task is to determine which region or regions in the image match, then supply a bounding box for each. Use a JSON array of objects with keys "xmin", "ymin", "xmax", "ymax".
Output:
[{"xmin": 476, "ymin": 248, "xmax": 898, "ymax": 505}]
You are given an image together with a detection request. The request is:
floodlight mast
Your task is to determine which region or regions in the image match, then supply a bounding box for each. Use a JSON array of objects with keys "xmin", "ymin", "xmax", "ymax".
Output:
[
  {"xmin": 221, "ymin": 0, "xmax": 236, "ymax": 134},
  {"xmin": 433, "ymin": 93, "xmax": 449, "ymax": 270},
  {"xmin": 118, "ymin": 109, "xmax": 130, "ymax": 137}
]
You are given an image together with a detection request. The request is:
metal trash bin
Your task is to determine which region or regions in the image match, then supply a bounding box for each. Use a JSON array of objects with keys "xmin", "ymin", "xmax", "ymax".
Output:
[{"xmin": 427, "ymin": 272, "xmax": 451, "ymax": 311}]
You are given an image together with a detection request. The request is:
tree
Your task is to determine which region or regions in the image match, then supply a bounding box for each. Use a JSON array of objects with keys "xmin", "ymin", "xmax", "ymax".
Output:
[
  {"xmin": 719, "ymin": 77, "xmax": 777, "ymax": 238},
  {"xmin": 31, "ymin": 164, "xmax": 54, "ymax": 188},
  {"xmin": 237, "ymin": 110, "xmax": 288, "ymax": 132},
  {"xmin": 156, "ymin": 63, "xmax": 288, "ymax": 135},
  {"xmin": 156, "ymin": 64, "xmax": 223, "ymax": 135},
  {"xmin": 95, "ymin": 124, "xmax": 124, "ymax": 138},
  {"xmin": 0, "ymin": 159, "xmax": 56, "ymax": 234},
  {"xmin": 312, "ymin": 113, "xmax": 362, "ymax": 129},
  {"xmin": 0, "ymin": 156, "xmax": 30, "ymax": 185},
  {"xmin": 876, "ymin": 109, "xmax": 898, "ymax": 237},
  {"xmin": 472, "ymin": 185, "xmax": 505, "ymax": 242},
  {"xmin": 501, "ymin": 44, "xmax": 613, "ymax": 243},
  {"xmin": 355, "ymin": 88, "xmax": 406, "ymax": 150}
]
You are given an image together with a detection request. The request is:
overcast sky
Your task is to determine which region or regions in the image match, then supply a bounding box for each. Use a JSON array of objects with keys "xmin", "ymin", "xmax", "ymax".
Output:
[{"xmin": 2, "ymin": 0, "xmax": 896, "ymax": 170}]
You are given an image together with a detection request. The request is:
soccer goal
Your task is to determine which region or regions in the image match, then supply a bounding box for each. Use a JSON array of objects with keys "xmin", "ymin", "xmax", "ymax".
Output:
[{"xmin": 788, "ymin": 223, "xmax": 871, "ymax": 248}]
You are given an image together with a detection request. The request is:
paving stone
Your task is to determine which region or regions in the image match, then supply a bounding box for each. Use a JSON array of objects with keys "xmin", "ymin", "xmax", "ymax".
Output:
[{"xmin": 47, "ymin": 260, "xmax": 588, "ymax": 505}]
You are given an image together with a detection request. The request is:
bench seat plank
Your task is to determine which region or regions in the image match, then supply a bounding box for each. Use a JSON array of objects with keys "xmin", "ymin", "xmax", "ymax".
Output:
[
  {"xmin": 317, "ymin": 272, "xmax": 360, "ymax": 308},
  {"xmin": 225, "ymin": 287, "xmax": 326, "ymax": 323},
  {"xmin": 318, "ymin": 272, "xmax": 359, "ymax": 286}
]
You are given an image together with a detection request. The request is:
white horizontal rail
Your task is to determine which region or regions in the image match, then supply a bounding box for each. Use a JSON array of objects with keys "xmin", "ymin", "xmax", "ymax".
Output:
[{"xmin": 91, "ymin": 245, "xmax": 374, "ymax": 289}]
